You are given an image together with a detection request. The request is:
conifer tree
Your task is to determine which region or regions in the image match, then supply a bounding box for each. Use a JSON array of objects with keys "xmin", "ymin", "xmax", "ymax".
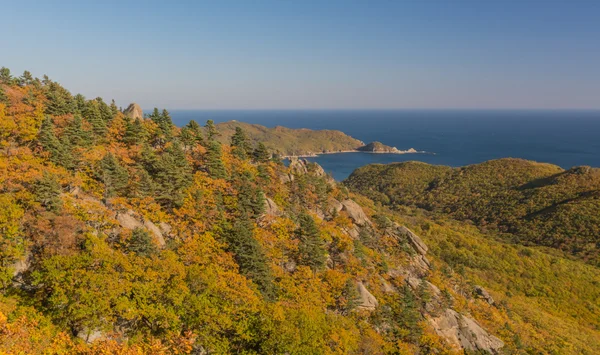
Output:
[
  {"xmin": 223, "ymin": 219, "xmax": 274, "ymax": 298},
  {"xmin": 19, "ymin": 71, "xmax": 33, "ymax": 86},
  {"xmin": 73, "ymin": 94, "xmax": 86, "ymax": 115},
  {"xmin": 127, "ymin": 228, "xmax": 157, "ymax": 257},
  {"xmin": 38, "ymin": 116, "xmax": 75, "ymax": 169},
  {"xmin": 153, "ymin": 142, "xmax": 192, "ymax": 208},
  {"xmin": 132, "ymin": 167, "xmax": 157, "ymax": 198},
  {"xmin": 294, "ymin": 212, "xmax": 326, "ymax": 271},
  {"xmin": 96, "ymin": 97, "xmax": 113, "ymax": 122},
  {"xmin": 205, "ymin": 119, "xmax": 219, "ymax": 141},
  {"xmin": 45, "ymin": 82, "xmax": 75, "ymax": 115},
  {"xmin": 231, "ymin": 126, "xmax": 251, "ymax": 159},
  {"xmin": 0, "ymin": 67, "xmax": 12, "ymax": 83},
  {"xmin": 84, "ymin": 100, "xmax": 107, "ymax": 139},
  {"xmin": 236, "ymin": 172, "xmax": 266, "ymax": 219},
  {"xmin": 100, "ymin": 153, "xmax": 129, "ymax": 198},
  {"xmin": 253, "ymin": 142, "xmax": 271, "ymax": 163},
  {"xmin": 206, "ymin": 141, "xmax": 227, "ymax": 179},
  {"xmin": 123, "ymin": 118, "xmax": 146, "ymax": 145},
  {"xmin": 63, "ymin": 115, "xmax": 92, "ymax": 147},
  {"xmin": 33, "ymin": 172, "xmax": 62, "ymax": 212},
  {"xmin": 110, "ymin": 99, "xmax": 119, "ymax": 117}
]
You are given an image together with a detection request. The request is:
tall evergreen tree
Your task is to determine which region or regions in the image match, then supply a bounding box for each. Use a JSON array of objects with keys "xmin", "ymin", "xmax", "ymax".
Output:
[
  {"xmin": 0, "ymin": 67, "xmax": 12, "ymax": 83},
  {"xmin": 231, "ymin": 126, "xmax": 251, "ymax": 159},
  {"xmin": 45, "ymin": 82, "xmax": 75, "ymax": 115},
  {"xmin": 294, "ymin": 212, "xmax": 326, "ymax": 271},
  {"xmin": 206, "ymin": 141, "xmax": 227, "ymax": 179},
  {"xmin": 84, "ymin": 100, "xmax": 107, "ymax": 139},
  {"xmin": 123, "ymin": 118, "xmax": 146, "ymax": 145},
  {"xmin": 127, "ymin": 228, "xmax": 157, "ymax": 257},
  {"xmin": 253, "ymin": 142, "xmax": 271, "ymax": 163},
  {"xmin": 19, "ymin": 71, "xmax": 34, "ymax": 86},
  {"xmin": 153, "ymin": 142, "xmax": 192, "ymax": 208},
  {"xmin": 100, "ymin": 153, "xmax": 129, "ymax": 199},
  {"xmin": 205, "ymin": 119, "xmax": 219, "ymax": 141},
  {"xmin": 63, "ymin": 115, "xmax": 92, "ymax": 148},
  {"xmin": 38, "ymin": 117, "xmax": 74, "ymax": 169},
  {"xmin": 110, "ymin": 99, "xmax": 119, "ymax": 117},
  {"xmin": 73, "ymin": 94, "xmax": 86, "ymax": 115},
  {"xmin": 0, "ymin": 86, "xmax": 8, "ymax": 105},
  {"xmin": 33, "ymin": 172, "xmax": 62, "ymax": 212},
  {"xmin": 236, "ymin": 172, "xmax": 266, "ymax": 219},
  {"xmin": 223, "ymin": 219, "xmax": 274, "ymax": 298},
  {"xmin": 96, "ymin": 97, "xmax": 113, "ymax": 122}
]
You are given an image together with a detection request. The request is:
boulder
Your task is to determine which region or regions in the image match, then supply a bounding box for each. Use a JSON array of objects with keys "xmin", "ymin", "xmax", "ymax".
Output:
[
  {"xmin": 263, "ymin": 198, "xmax": 281, "ymax": 217},
  {"xmin": 429, "ymin": 309, "xmax": 504, "ymax": 354},
  {"xmin": 341, "ymin": 199, "xmax": 372, "ymax": 226},
  {"xmin": 77, "ymin": 328, "xmax": 105, "ymax": 344},
  {"xmin": 289, "ymin": 157, "xmax": 309, "ymax": 175},
  {"xmin": 356, "ymin": 281, "xmax": 378, "ymax": 311},
  {"xmin": 395, "ymin": 225, "xmax": 428, "ymax": 256},
  {"xmin": 123, "ymin": 103, "xmax": 143, "ymax": 120},
  {"xmin": 474, "ymin": 285, "xmax": 495, "ymax": 305},
  {"xmin": 327, "ymin": 198, "xmax": 344, "ymax": 215}
]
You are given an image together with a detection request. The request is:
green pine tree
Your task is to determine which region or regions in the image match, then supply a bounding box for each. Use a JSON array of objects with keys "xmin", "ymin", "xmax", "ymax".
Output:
[
  {"xmin": 63, "ymin": 115, "xmax": 92, "ymax": 147},
  {"xmin": 38, "ymin": 116, "xmax": 75, "ymax": 169},
  {"xmin": 206, "ymin": 141, "xmax": 227, "ymax": 179},
  {"xmin": 153, "ymin": 142, "xmax": 192, "ymax": 208},
  {"xmin": 123, "ymin": 118, "xmax": 147, "ymax": 145},
  {"xmin": 223, "ymin": 219, "xmax": 274, "ymax": 298},
  {"xmin": 100, "ymin": 153, "xmax": 129, "ymax": 199},
  {"xmin": 84, "ymin": 100, "xmax": 107, "ymax": 140},
  {"xmin": 205, "ymin": 119, "xmax": 219, "ymax": 141},
  {"xmin": 230, "ymin": 126, "xmax": 251, "ymax": 159},
  {"xmin": 252, "ymin": 142, "xmax": 271, "ymax": 163},
  {"xmin": 33, "ymin": 172, "xmax": 62, "ymax": 212},
  {"xmin": 127, "ymin": 228, "xmax": 157, "ymax": 257},
  {"xmin": 295, "ymin": 212, "xmax": 326, "ymax": 271},
  {"xmin": 236, "ymin": 172, "xmax": 266, "ymax": 219},
  {"xmin": 0, "ymin": 86, "xmax": 8, "ymax": 105}
]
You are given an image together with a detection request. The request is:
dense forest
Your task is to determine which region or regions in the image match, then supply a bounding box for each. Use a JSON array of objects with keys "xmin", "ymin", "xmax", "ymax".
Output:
[
  {"xmin": 345, "ymin": 159, "xmax": 600, "ymax": 266},
  {"xmin": 1, "ymin": 67, "xmax": 599, "ymax": 354}
]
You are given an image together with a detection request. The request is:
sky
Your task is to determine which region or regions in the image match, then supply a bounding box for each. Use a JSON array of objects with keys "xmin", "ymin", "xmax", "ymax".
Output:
[{"xmin": 3, "ymin": 0, "xmax": 600, "ymax": 110}]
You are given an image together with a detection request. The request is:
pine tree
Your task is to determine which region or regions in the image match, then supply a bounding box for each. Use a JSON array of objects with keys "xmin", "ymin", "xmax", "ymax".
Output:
[
  {"xmin": 44, "ymin": 82, "xmax": 75, "ymax": 115},
  {"xmin": 206, "ymin": 141, "xmax": 227, "ymax": 179},
  {"xmin": 253, "ymin": 142, "xmax": 271, "ymax": 163},
  {"xmin": 63, "ymin": 115, "xmax": 92, "ymax": 148},
  {"xmin": 236, "ymin": 172, "xmax": 266, "ymax": 219},
  {"xmin": 100, "ymin": 153, "xmax": 129, "ymax": 199},
  {"xmin": 294, "ymin": 212, "xmax": 326, "ymax": 271},
  {"xmin": 123, "ymin": 118, "xmax": 146, "ymax": 145},
  {"xmin": 38, "ymin": 116, "xmax": 75, "ymax": 169},
  {"xmin": 127, "ymin": 228, "xmax": 157, "ymax": 257},
  {"xmin": 223, "ymin": 219, "xmax": 274, "ymax": 298},
  {"xmin": 33, "ymin": 172, "xmax": 62, "ymax": 212},
  {"xmin": 0, "ymin": 67, "xmax": 12, "ymax": 83},
  {"xmin": 19, "ymin": 71, "xmax": 33, "ymax": 86},
  {"xmin": 205, "ymin": 119, "xmax": 219, "ymax": 141},
  {"xmin": 231, "ymin": 126, "xmax": 251, "ymax": 159},
  {"xmin": 84, "ymin": 100, "xmax": 107, "ymax": 139},
  {"xmin": 153, "ymin": 142, "xmax": 192, "ymax": 208},
  {"xmin": 132, "ymin": 167, "xmax": 157, "ymax": 198},
  {"xmin": 110, "ymin": 99, "xmax": 119, "ymax": 117},
  {"xmin": 96, "ymin": 97, "xmax": 113, "ymax": 122},
  {"xmin": 73, "ymin": 94, "xmax": 86, "ymax": 115}
]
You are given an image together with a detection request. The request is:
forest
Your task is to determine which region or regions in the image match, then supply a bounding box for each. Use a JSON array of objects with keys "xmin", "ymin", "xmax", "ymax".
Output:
[{"xmin": 1, "ymin": 67, "xmax": 599, "ymax": 354}]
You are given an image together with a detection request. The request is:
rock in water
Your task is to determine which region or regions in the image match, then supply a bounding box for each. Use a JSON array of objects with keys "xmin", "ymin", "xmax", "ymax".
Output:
[{"xmin": 123, "ymin": 103, "xmax": 143, "ymax": 120}]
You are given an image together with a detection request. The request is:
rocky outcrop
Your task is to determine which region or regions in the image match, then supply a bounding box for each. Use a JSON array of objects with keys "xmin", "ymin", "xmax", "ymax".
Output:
[
  {"xmin": 474, "ymin": 285, "xmax": 495, "ymax": 305},
  {"xmin": 264, "ymin": 198, "xmax": 281, "ymax": 217},
  {"xmin": 429, "ymin": 309, "xmax": 504, "ymax": 354},
  {"xmin": 356, "ymin": 281, "xmax": 378, "ymax": 311},
  {"xmin": 289, "ymin": 157, "xmax": 309, "ymax": 175},
  {"xmin": 341, "ymin": 199, "xmax": 372, "ymax": 226},
  {"xmin": 123, "ymin": 103, "xmax": 143, "ymax": 120},
  {"xmin": 395, "ymin": 225, "xmax": 428, "ymax": 256},
  {"xmin": 116, "ymin": 209, "xmax": 166, "ymax": 247}
]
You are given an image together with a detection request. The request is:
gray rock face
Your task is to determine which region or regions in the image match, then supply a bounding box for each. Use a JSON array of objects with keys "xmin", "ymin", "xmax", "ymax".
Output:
[
  {"xmin": 474, "ymin": 285, "xmax": 495, "ymax": 305},
  {"xmin": 341, "ymin": 199, "xmax": 372, "ymax": 226},
  {"xmin": 116, "ymin": 209, "xmax": 166, "ymax": 247},
  {"xmin": 429, "ymin": 309, "xmax": 504, "ymax": 354},
  {"xmin": 394, "ymin": 225, "xmax": 428, "ymax": 256},
  {"xmin": 356, "ymin": 281, "xmax": 378, "ymax": 311},
  {"xmin": 289, "ymin": 157, "xmax": 309, "ymax": 175},
  {"xmin": 263, "ymin": 198, "xmax": 281, "ymax": 217},
  {"xmin": 123, "ymin": 103, "xmax": 143, "ymax": 120}
]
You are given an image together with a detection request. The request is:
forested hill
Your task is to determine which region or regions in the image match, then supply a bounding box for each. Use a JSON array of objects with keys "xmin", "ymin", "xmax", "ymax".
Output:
[
  {"xmin": 214, "ymin": 120, "xmax": 364, "ymax": 156},
  {"xmin": 345, "ymin": 158, "xmax": 600, "ymax": 266},
  {"xmin": 2, "ymin": 67, "xmax": 600, "ymax": 354}
]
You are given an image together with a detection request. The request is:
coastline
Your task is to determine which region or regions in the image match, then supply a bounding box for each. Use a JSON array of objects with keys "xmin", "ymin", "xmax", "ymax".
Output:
[{"xmin": 283, "ymin": 149, "xmax": 431, "ymax": 159}]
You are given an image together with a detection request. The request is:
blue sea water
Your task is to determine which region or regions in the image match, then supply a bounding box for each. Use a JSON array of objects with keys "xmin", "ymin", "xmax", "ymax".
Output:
[{"xmin": 168, "ymin": 110, "xmax": 600, "ymax": 180}]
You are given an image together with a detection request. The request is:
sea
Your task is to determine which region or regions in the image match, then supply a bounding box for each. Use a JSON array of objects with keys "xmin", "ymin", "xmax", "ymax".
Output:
[{"xmin": 168, "ymin": 110, "xmax": 600, "ymax": 181}]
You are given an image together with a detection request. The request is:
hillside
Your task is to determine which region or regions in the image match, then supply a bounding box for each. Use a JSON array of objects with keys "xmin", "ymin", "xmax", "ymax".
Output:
[
  {"xmin": 1, "ymin": 67, "xmax": 600, "ymax": 354},
  {"xmin": 214, "ymin": 120, "xmax": 364, "ymax": 156},
  {"xmin": 345, "ymin": 158, "xmax": 600, "ymax": 265}
]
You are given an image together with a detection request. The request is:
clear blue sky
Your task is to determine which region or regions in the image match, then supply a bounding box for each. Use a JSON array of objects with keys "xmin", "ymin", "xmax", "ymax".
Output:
[{"xmin": 3, "ymin": 0, "xmax": 599, "ymax": 109}]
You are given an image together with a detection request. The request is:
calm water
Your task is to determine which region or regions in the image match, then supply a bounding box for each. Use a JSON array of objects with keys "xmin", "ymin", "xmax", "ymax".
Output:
[{"xmin": 168, "ymin": 110, "xmax": 600, "ymax": 180}]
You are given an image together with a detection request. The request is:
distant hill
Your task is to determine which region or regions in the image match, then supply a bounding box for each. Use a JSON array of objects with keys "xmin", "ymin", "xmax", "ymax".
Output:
[
  {"xmin": 345, "ymin": 158, "xmax": 600, "ymax": 265},
  {"xmin": 214, "ymin": 121, "xmax": 364, "ymax": 156}
]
